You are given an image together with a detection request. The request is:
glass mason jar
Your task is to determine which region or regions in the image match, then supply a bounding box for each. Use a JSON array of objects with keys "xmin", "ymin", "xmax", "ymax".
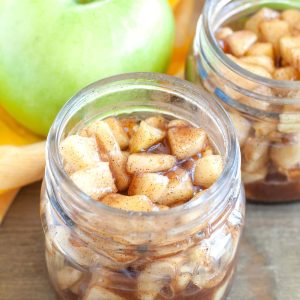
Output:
[
  {"xmin": 186, "ymin": 0, "xmax": 300, "ymax": 203},
  {"xmin": 40, "ymin": 73, "xmax": 245, "ymax": 300}
]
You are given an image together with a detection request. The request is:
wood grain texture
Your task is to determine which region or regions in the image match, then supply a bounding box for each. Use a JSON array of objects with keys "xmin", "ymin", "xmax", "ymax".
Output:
[{"xmin": 0, "ymin": 183, "xmax": 300, "ymax": 300}]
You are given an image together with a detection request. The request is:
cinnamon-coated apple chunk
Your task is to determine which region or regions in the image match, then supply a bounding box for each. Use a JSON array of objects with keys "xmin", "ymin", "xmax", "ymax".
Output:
[
  {"xmin": 242, "ymin": 136, "xmax": 269, "ymax": 173},
  {"xmin": 246, "ymin": 42, "xmax": 274, "ymax": 59},
  {"xmin": 167, "ymin": 119, "xmax": 190, "ymax": 128},
  {"xmin": 145, "ymin": 116, "xmax": 167, "ymax": 130},
  {"xmin": 240, "ymin": 55, "xmax": 275, "ymax": 73},
  {"xmin": 82, "ymin": 120, "xmax": 119, "ymax": 153},
  {"xmin": 270, "ymin": 136, "xmax": 300, "ymax": 171},
  {"xmin": 109, "ymin": 151, "xmax": 131, "ymax": 192},
  {"xmin": 158, "ymin": 169, "xmax": 194, "ymax": 206},
  {"xmin": 280, "ymin": 36, "xmax": 300, "ymax": 65},
  {"xmin": 104, "ymin": 117, "xmax": 129, "ymax": 150},
  {"xmin": 215, "ymin": 27, "xmax": 233, "ymax": 41},
  {"xmin": 194, "ymin": 155, "xmax": 223, "ymax": 188},
  {"xmin": 126, "ymin": 153, "xmax": 176, "ymax": 174},
  {"xmin": 70, "ymin": 162, "xmax": 117, "ymax": 200},
  {"xmin": 225, "ymin": 30, "xmax": 257, "ymax": 57},
  {"xmin": 119, "ymin": 118, "xmax": 139, "ymax": 139},
  {"xmin": 82, "ymin": 120, "xmax": 130, "ymax": 191},
  {"xmin": 228, "ymin": 112, "xmax": 251, "ymax": 147},
  {"xmin": 128, "ymin": 173, "xmax": 169, "ymax": 203},
  {"xmin": 60, "ymin": 135, "xmax": 100, "ymax": 174},
  {"xmin": 245, "ymin": 8, "xmax": 279, "ymax": 36},
  {"xmin": 56, "ymin": 266, "xmax": 82, "ymax": 290},
  {"xmin": 260, "ymin": 19, "xmax": 290, "ymax": 55},
  {"xmin": 137, "ymin": 258, "xmax": 179, "ymax": 300},
  {"xmin": 242, "ymin": 167, "xmax": 268, "ymax": 184},
  {"xmin": 281, "ymin": 9, "xmax": 300, "ymax": 32},
  {"xmin": 129, "ymin": 121, "xmax": 166, "ymax": 153},
  {"xmin": 273, "ymin": 66, "xmax": 300, "ymax": 81},
  {"xmin": 101, "ymin": 194, "xmax": 156, "ymax": 212},
  {"xmin": 168, "ymin": 126, "xmax": 207, "ymax": 160}
]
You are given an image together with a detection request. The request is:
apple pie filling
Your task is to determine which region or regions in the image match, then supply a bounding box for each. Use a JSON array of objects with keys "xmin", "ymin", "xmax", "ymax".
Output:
[{"xmin": 60, "ymin": 115, "xmax": 223, "ymax": 211}]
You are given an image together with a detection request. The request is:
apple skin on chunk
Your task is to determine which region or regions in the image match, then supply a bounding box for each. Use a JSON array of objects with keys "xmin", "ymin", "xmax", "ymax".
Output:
[{"xmin": 0, "ymin": 0, "xmax": 175, "ymax": 135}]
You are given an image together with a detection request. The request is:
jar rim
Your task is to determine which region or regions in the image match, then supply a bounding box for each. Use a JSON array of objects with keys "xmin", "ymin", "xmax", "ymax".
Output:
[
  {"xmin": 47, "ymin": 72, "xmax": 240, "ymax": 222},
  {"xmin": 199, "ymin": 0, "xmax": 300, "ymax": 105}
]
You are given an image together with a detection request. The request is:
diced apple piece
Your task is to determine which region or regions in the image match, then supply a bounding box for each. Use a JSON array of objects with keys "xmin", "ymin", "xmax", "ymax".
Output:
[
  {"xmin": 57, "ymin": 266, "xmax": 82, "ymax": 290},
  {"xmin": 128, "ymin": 173, "xmax": 169, "ymax": 203},
  {"xmin": 252, "ymin": 121, "xmax": 277, "ymax": 138},
  {"xmin": 145, "ymin": 115, "xmax": 167, "ymax": 130},
  {"xmin": 126, "ymin": 153, "xmax": 176, "ymax": 174},
  {"xmin": 215, "ymin": 27, "xmax": 233, "ymax": 40},
  {"xmin": 104, "ymin": 117, "xmax": 129, "ymax": 150},
  {"xmin": 109, "ymin": 151, "xmax": 131, "ymax": 191},
  {"xmin": 228, "ymin": 55, "xmax": 273, "ymax": 79},
  {"xmin": 102, "ymin": 194, "xmax": 155, "ymax": 212},
  {"xmin": 130, "ymin": 121, "xmax": 166, "ymax": 153},
  {"xmin": 168, "ymin": 126, "xmax": 207, "ymax": 160},
  {"xmin": 174, "ymin": 272, "xmax": 192, "ymax": 291},
  {"xmin": 273, "ymin": 66, "xmax": 300, "ymax": 81},
  {"xmin": 70, "ymin": 162, "xmax": 117, "ymax": 200},
  {"xmin": 83, "ymin": 285, "xmax": 125, "ymax": 300},
  {"xmin": 222, "ymin": 55, "xmax": 263, "ymax": 99},
  {"xmin": 82, "ymin": 120, "xmax": 130, "ymax": 191},
  {"xmin": 281, "ymin": 9, "xmax": 300, "ymax": 31},
  {"xmin": 158, "ymin": 169, "xmax": 194, "ymax": 205},
  {"xmin": 246, "ymin": 42, "xmax": 274, "ymax": 59},
  {"xmin": 245, "ymin": 8, "xmax": 279, "ymax": 36},
  {"xmin": 270, "ymin": 136, "xmax": 300, "ymax": 170},
  {"xmin": 167, "ymin": 119, "xmax": 190, "ymax": 128},
  {"xmin": 242, "ymin": 136, "xmax": 269, "ymax": 173},
  {"xmin": 60, "ymin": 135, "xmax": 100, "ymax": 174},
  {"xmin": 242, "ymin": 167, "xmax": 268, "ymax": 184},
  {"xmin": 241, "ymin": 61, "xmax": 273, "ymax": 79},
  {"xmin": 240, "ymin": 55, "xmax": 275, "ymax": 73},
  {"xmin": 137, "ymin": 259, "xmax": 178, "ymax": 300},
  {"xmin": 225, "ymin": 30, "xmax": 257, "ymax": 57},
  {"xmin": 279, "ymin": 36, "xmax": 300, "ymax": 64},
  {"xmin": 260, "ymin": 19, "xmax": 290, "ymax": 55},
  {"xmin": 229, "ymin": 112, "xmax": 251, "ymax": 147},
  {"xmin": 290, "ymin": 48, "xmax": 300, "ymax": 71},
  {"xmin": 83, "ymin": 120, "xmax": 118, "ymax": 153},
  {"xmin": 194, "ymin": 155, "xmax": 223, "ymax": 188},
  {"xmin": 238, "ymin": 85, "xmax": 273, "ymax": 111},
  {"xmin": 120, "ymin": 118, "xmax": 139, "ymax": 139},
  {"xmin": 278, "ymin": 112, "xmax": 300, "ymax": 133}
]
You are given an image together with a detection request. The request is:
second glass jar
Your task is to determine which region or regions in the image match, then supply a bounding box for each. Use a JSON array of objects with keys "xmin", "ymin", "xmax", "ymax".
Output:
[{"xmin": 186, "ymin": 0, "xmax": 300, "ymax": 202}]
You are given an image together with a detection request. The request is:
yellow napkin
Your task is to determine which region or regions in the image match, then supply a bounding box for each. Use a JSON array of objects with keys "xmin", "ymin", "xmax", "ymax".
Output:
[
  {"xmin": 168, "ymin": 0, "xmax": 203, "ymax": 77},
  {"xmin": 0, "ymin": 106, "xmax": 44, "ymax": 224}
]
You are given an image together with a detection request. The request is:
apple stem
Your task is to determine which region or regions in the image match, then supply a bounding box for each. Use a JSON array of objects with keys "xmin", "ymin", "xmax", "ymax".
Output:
[{"xmin": 76, "ymin": 0, "xmax": 98, "ymax": 3}]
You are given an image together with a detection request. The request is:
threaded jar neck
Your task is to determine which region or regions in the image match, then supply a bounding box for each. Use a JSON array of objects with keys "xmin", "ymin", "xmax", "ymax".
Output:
[{"xmin": 45, "ymin": 72, "xmax": 241, "ymax": 246}]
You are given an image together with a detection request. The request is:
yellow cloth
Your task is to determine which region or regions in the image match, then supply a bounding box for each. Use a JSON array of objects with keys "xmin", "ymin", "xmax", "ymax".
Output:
[
  {"xmin": 0, "ymin": 106, "xmax": 42, "ymax": 224},
  {"xmin": 167, "ymin": 0, "xmax": 202, "ymax": 77}
]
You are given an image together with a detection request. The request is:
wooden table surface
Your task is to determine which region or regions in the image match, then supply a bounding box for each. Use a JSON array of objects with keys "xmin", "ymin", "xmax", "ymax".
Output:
[{"xmin": 0, "ymin": 182, "xmax": 300, "ymax": 300}]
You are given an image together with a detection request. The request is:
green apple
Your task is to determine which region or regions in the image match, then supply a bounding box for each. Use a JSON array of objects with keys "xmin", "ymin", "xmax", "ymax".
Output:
[{"xmin": 0, "ymin": 0, "xmax": 174, "ymax": 136}]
